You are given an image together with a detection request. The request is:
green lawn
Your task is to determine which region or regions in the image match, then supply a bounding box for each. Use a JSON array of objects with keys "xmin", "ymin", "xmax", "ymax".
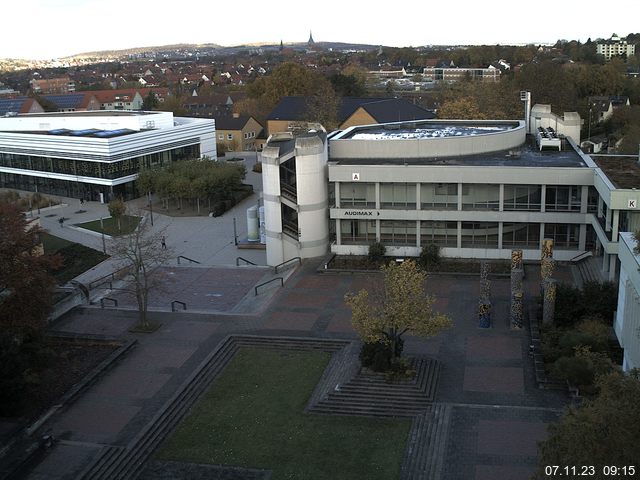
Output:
[
  {"xmin": 74, "ymin": 215, "xmax": 140, "ymax": 236},
  {"xmin": 42, "ymin": 233, "xmax": 109, "ymax": 284},
  {"xmin": 158, "ymin": 348, "xmax": 411, "ymax": 480}
]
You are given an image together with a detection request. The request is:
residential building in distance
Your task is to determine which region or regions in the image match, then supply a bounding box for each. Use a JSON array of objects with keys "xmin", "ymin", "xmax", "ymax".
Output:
[
  {"xmin": 91, "ymin": 89, "xmax": 144, "ymax": 111},
  {"xmin": 30, "ymin": 76, "xmax": 76, "ymax": 94},
  {"xmin": 41, "ymin": 92, "xmax": 101, "ymax": 112},
  {"xmin": 596, "ymin": 34, "xmax": 636, "ymax": 60},
  {"xmin": 215, "ymin": 114, "xmax": 263, "ymax": 152},
  {"xmin": 0, "ymin": 110, "xmax": 216, "ymax": 202},
  {"xmin": 588, "ymin": 95, "xmax": 630, "ymax": 123},
  {"xmin": 0, "ymin": 97, "xmax": 44, "ymax": 116},
  {"xmin": 422, "ymin": 66, "xmax": 501, "ymax": 83},
  {"xmin": 266, "ymin": 96, "xmax": 435, "ymax": 136}
]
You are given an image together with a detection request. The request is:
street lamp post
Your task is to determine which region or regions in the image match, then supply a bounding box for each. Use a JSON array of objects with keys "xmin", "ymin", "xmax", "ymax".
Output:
[{"xmin": 147, "ymin": 191, "xmax": 154, "ymax": 226}]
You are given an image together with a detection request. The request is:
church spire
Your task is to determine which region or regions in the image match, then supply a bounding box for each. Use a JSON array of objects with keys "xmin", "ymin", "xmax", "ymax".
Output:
[{"xmin": 308, "ymin": 31, "xmax": 315, "ymax": 45}]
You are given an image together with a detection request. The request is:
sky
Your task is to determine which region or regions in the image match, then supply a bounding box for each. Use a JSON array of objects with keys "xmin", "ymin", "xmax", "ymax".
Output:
[{"xmin": 1, "ymin": 0, "xmax": 638, "ymax": 60}]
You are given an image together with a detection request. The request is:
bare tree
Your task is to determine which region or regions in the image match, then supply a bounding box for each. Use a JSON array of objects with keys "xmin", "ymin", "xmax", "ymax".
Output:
[{"xmin": 109, "ymin": 215, "xmax": 173, "ymax": 328}]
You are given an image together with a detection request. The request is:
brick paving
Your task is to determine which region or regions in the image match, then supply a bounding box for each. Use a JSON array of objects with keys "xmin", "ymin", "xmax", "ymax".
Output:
[{"xmin": 22, "ymin": 260, "xmax": 575, "ymax": 479}]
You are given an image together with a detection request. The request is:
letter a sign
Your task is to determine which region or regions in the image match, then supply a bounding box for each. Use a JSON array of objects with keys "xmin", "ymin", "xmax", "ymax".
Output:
[
  {"xmin": 629, "ymin": 199, "xmax": 637, "ymax": 209},
  {"xmin": 352, "ymin": 173, "xmax": 360, "ymax": 181}
]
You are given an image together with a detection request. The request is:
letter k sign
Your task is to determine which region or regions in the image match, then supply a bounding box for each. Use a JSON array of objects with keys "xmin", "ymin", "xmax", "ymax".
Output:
[{"xmin": 629, "ymin": 199, "xmax": 637, "ymax": 209}]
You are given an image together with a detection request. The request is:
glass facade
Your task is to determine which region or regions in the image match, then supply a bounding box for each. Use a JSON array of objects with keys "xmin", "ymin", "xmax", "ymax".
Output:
[
  {"xmin": 0, "ymin": 145, "xmax": 199, "ymax": 181},
  {"xmin": 340, "ymin": 219, "xmax": 376, "ymax": 244},
  {"xmin": 462, "ymin": 184, "xmax": 500, "ymax": 211},
  {"xmin": 339, "ymin": 182, "xmax": 376, "ymax": 208},
  {"xmin": 503, "ymin": 185, "xmax": 542, "ymax": 211},
  {"xmin": 421, "ymin": 183, "xmax": 457, "ymax": 209},
  {"xmin": 502, "ymin": 222, "xmax": 541, "ymax": 248},
  {"xmin": 545, "ymin": 186, "xmax": 581, "ymax": 212},
  {"xmin": 461, "ymin": 222, "xmax": 499, "ymax": 248},
  {"xmin": 420, "ymin": 221, "xmax": 458, "ymax": 247},
  {"xmin": 544, "ymin": 223, "xmax": 579, "ymax": 249},
  {"xmin": 380, "ymin": 220, "xmax": 416, "ymax": 246},
  {"xmin": 0, "ymin": 144, "xmax": 200, "ymax": 201},
  {"xmin": 380, "ymin": 183, "xmax": 416, "ymax": 209}
]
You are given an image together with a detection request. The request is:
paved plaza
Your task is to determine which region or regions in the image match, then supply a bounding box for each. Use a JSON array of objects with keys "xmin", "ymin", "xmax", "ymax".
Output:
[
  {"xmin": 6, "ymin": 173, "xmax": 572, "ymax": 479},
  {"xmin": 23, "ymin": 260, "xmax": 569, "ymax": 480}
]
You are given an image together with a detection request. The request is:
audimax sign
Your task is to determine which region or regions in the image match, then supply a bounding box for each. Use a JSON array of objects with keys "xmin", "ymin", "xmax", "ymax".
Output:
[{"xmin": 344, "ymin": 210, "xmax": 380, "ymax": 216}]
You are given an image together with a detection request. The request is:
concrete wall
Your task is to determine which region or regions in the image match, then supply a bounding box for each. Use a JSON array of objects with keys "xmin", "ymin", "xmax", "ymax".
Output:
[
  {"xmin": 614, "ymin": 232, "xmax": 640, "ymax": 371},
  {"xmin": 330, "ymin": 121, "xmax": 525, "ymax": 159},
  {"xmin": 529, "ymin": 105, "xmax": 581, "ymax": 143}
]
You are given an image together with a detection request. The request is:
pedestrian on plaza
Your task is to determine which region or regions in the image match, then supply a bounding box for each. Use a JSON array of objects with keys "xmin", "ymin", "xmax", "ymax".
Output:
[
  {"xmin": 58, "ymin": 217, "xmax": 64, "ymax": 228},
  {"xmin": 161, "ymin": 236, "xmax": 166, "ymax": 249}
]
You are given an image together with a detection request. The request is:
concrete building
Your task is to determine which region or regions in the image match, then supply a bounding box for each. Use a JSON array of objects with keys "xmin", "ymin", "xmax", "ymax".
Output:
[
  {"xmin": 596, "ymin": 34, "xmax": 636, "ymax": 61},
  {"xmin": 260, "ymin": 106, "xmax": 640, "ymax": 280},
  {"xmin": 261, "ymin": 131, "xmax": 329, "ymax": 266},
  {"xmin": 30, "ymin": 77, "xmax": 75, "ymax": 94},
  {"xmin": 614, "ymin": 232, "xmax": 640, "ymax": 372},
  {"xmin": 0, "ymin": 110, "xmax": 216, "ymax": 202}
]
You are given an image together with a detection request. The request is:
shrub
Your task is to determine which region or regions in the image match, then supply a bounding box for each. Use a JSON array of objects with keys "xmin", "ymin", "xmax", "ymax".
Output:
[
  {"xmin": 252, "ymin": 162, "xmax": 263, "ymax": 173},
  {"xmin": 419, "ymin": 243, "xmax": 441, "ymax": 270},
  {"xmin": 385, "ymin": 357, "xmax": 416, "ymax": 382},
  {"xmin": 552, "ymin": 355, "xmax": 595, "ymax": 388},
  {"xmin": 368, "ymin": 242, "xmax": 386, "ymax": 262},
  {"xmin": 360, "ymin": 341, "xmax": 392, "ymax": 372},
  {"xmin": 359, "ymin": 338, "xmax": 404, "ymax": 372}
]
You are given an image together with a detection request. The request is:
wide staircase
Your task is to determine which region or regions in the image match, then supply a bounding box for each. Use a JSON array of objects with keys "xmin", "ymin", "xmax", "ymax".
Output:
[
  {"xmin": 400, "ymin": 403, "xmax": 453, "ymax": 480},
  {"xmin": 309, "ymin": 357, "xmax": 440, "ymax": 418},
  {"xmin": 573, "ymin": 255, "xmax": 605, "ymax": 287},
  {"xmin": 76, "ymin": 335, "xmax": 349, "ymax": 480}
]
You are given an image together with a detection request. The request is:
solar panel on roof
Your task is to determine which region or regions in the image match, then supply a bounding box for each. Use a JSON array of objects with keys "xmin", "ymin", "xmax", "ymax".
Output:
[
  {"xmin": 93, "ymin": 128, "xmax": 136, "ymax": 138},
  {"xmin": 43, "ymin": 94, "xmax": 83, "ymax": 109},
  {"xmin": 48, "ymin": 129, "xmax": 71, "ymax": 135},
  {"xmin": 70, "ymin": 129, "xmax": 100, "ymax": 136},
  {"xmin": 0, "ymin": 98, "xmax": 24, "ymax": 115}
]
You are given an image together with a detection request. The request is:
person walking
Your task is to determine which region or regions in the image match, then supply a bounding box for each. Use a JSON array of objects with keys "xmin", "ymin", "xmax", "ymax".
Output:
[{"xmin": 161, "ymin": 236, "xmax": 166, "ymax": 249}]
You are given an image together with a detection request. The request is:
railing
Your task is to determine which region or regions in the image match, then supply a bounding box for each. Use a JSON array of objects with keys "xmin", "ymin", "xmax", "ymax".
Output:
[
  {"xmin": 177, "ymin": 255, "xmax": 201, "ymax": 265},
  {"xmin": 171, "ymin": 300, "xmax": 187, "ymax": 311},
  {"xmin": 100, "ymin": 297, "xmax": 118, "ymax": 308},
  {"xmin": 254, "ymin": 277, "xmax": 283, "ymax": 295},
  {"xmin": 569, "ymin": 251, "xmax": 593, "ymax": 263},
  {"xmin": 274, "ymin": 256, "xmax": 301, "ymax": 274},
  {"xmin": 236, "ymin": 256, "xmax": 257, "ymax": 266},
  {"xmin": 88, "ymin": 266, "xmax": 130, "ymax": 291}
]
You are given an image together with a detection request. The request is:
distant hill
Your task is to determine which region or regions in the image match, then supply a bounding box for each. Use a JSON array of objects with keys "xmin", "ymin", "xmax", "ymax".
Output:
[
  {"xmin": 68, "ymin": 43, "xmax": 225, "ymax": 59},
  {"xmin": 65, "ymin": 41, "xmax": 380, "ymax": 60}
]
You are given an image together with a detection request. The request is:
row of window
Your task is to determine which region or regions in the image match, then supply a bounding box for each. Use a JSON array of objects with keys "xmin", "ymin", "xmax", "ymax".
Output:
[
  {"xmin": 339, "ymin": 220, "xmax": 580, "ymax": 249},
  {"xmin": 217, "ymin": 131, "xmax": 256, "ymax": 141},
  {"xmin": 0, "ymin": 146, "xmax": 199, "ymax": 180},
  {"xmin": 335, "ymin": 182, "xmax": 597, "ymax": 213}
]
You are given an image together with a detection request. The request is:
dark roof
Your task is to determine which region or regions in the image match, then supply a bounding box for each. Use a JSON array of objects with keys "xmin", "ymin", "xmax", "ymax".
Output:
[
  {"xmin": 215, "ymin": 115, "xmax": 256, "ymax": 130},
  {"xmin": 267, "ymin": 96, "xmax": 435, "ymax": 124},
  {"xmin": 0, "ymin": 97, "xmax": 30, "ymax": 115},
  {"xmin": 42, "ymin": 93, "xmax": 89, "ymax": 109},
  {"xmin": 592, "ymin": 156, "xmax": 640, "ymax": 189}
]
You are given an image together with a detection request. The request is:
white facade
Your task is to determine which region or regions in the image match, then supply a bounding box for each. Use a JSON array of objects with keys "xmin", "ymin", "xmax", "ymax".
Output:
[
  {"xmin": 0, "ymin": 111, "xmax": 216, "ymax": 201},
  {"xmin": 614, "ymin": 233, "xmax": 640, "ymax": 372},
  {"xmin": 261, "ymin": 132, "xmax": 329, "ymax": 266},
  {"xmin": 596, "ymin": 35, "xmax": 636, "ymax": 61}
]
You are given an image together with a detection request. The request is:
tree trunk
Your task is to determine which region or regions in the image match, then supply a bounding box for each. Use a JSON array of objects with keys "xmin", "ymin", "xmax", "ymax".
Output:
[{"xmin": 197, "ymin": 197, "xmax": 200, "ymax": 214}]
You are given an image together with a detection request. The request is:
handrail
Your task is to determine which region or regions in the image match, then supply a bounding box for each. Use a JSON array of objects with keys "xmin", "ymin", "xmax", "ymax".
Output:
[
  {"xmin": 171, "ymin": 300, "xmax": 187, "ymax": 311},
  {"xmin": 88, "ymin": 265, "xmax": 130, "ymax": 290},
  {"xmin": 177, "ymin": 255, "xmax": 201, "ymax": 265},
  {"xmin": 254, "ymin": 277, "xmax": 283, "ymax": 295},
  {"xmin": 236, "ymin": 256, "xmax": 257, "ymax": 266},
  {"xmin": 569, "ymin": 251, "xmax": 593, "ymax": 263},
  {"xmin": 100, "ymin": 297, "xmax": 118, "ymax": 308},
  {"xmin": 274, "ymin": 256, "xmax": 301, "ymax": 274}
]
